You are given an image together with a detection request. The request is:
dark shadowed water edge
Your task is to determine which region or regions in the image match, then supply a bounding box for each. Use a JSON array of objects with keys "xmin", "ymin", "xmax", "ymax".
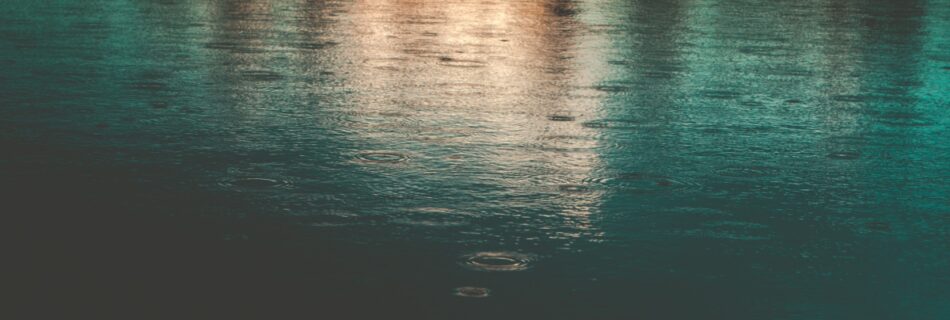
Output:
[{"xmin": 1, "ymin": 0, "xmax": 949, "ymax": 318}]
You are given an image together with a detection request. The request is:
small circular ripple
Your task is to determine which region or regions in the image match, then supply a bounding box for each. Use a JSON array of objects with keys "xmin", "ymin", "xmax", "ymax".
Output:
[
  {"xmin": 453, "ymin": 286, "xmax": 491, "ymax": 298},
  {"xmin": 459, "ymin": 252, "xmax": 535, "ymax": 272},
  {"xmin": 355, "ymin": 151, "xmax": 410, "ymax": 163}
]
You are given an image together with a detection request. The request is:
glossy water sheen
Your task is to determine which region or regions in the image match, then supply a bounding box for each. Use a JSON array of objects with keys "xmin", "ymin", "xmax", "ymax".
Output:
[{"xmin": 2, "ymin": 0, "xmax": 949, "ymax": 318}]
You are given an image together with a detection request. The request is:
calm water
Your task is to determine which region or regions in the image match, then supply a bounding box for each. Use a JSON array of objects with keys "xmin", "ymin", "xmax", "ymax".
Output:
[{"xmin": 3, "ymin": 0, "xmax": 949, "ymax": 318}]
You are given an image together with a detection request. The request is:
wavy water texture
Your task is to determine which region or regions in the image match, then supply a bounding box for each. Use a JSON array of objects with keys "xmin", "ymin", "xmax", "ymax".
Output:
[{"xmin": 1, "ymin": 0, "xmax": 948, "ymax": 318}]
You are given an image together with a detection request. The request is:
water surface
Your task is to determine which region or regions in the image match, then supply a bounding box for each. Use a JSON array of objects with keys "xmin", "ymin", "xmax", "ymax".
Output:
[{"xmin": 2, "ymin": 0, "xmax": 949, "ymax": 318}]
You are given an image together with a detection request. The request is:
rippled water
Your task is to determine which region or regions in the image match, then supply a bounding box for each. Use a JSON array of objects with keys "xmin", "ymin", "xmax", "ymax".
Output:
[{"xmin": 2, "ymin": 0, "xmax": 949, "ymax": 318}]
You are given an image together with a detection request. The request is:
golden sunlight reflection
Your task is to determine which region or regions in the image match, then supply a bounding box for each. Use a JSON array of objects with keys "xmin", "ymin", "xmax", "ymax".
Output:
[{"xmin": 328, "ymin": 0, "xmax": 612, "ymax": 246}]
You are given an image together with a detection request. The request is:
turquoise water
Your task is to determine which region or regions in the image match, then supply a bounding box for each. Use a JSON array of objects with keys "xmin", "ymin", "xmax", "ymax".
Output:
[{"xmin": 2, "ymin": 0, "xmax": 949, "ymax": 318}]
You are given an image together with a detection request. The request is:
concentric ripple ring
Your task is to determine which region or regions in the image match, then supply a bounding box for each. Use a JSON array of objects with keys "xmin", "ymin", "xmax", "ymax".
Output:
[
  {"xmin": 355, "ymin": 151, "xmax": 410, "ymax": 163},
  {"xmin": 459, "ymin": 252, "xmax": 535, "ymax": 272},
  {"xmin": 453, "ymin": 286, "xmax": 491, "ymax": 298}
]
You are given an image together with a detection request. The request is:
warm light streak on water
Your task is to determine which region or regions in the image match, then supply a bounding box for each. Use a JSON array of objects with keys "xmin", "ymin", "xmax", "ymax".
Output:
[{"xmin": 2, "ymin": 0, "xmax": 948, "ymax": 318}]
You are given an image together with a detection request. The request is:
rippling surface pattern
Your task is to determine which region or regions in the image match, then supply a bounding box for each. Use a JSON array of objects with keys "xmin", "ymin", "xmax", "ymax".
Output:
[{"xmin": 3, "ymin": 0, "xmax": 949, "ymax": 318}]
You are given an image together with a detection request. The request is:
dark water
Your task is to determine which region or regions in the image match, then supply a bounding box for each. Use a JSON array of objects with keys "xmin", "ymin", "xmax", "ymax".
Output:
[{"xmin": 2, "ymin": 0, "xmax": 949, "ymax": 318}]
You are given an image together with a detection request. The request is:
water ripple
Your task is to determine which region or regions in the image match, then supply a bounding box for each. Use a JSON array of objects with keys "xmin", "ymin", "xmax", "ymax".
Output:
[
  {"xmin": 219, "ymin": 177, "xmax": 293, "ymax": 190},
  {"xmin": 391, "ymin": 207, "xmax": 468, "ymax": 227},
  {"xmin": 586, "ymin": 172, "xmax": 700, "ymax": 193},
  {"xmin": 355, "ymin": 151, "xmax": 410, "ymax": 164},
  {"xmin": 558, "ymin": 184, "xmax": 591, "ymax": 193},
  {"xmin": 453, "ymin": 286, "xmax": 491, "ymax": 298},
  {"xmin": 438, "ymin": 57, "xmax": 487, "ymax": 68},
  {"xmin": 827, "ymin": 151, "xmax": 861, "ymax": 160},
  {"xmin": 581, "ymin": 119, "xmax": 647, "ymax": 130},
  {"xmin": 459, "ymin": 252, "xmax": 535, "ymax": 272},
  {"xmin": 715, "ymin": 165, "xmax": 779, "ymax": 178},
  {"xmin": 547, "ymin": 114, "xmax": 576, "ymax": 122}
]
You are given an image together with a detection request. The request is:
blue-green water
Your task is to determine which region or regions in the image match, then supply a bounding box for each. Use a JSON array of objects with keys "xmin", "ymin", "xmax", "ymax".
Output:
[{"xmin": 2, "ymin": 0, "xmax": 949, "ymax": 318}]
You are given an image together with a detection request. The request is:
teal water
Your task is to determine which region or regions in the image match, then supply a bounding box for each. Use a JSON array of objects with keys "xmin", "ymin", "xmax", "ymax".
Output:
[{"xmin": 2, "ymin": 0, "xmax": 949, "ymax": 318}]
